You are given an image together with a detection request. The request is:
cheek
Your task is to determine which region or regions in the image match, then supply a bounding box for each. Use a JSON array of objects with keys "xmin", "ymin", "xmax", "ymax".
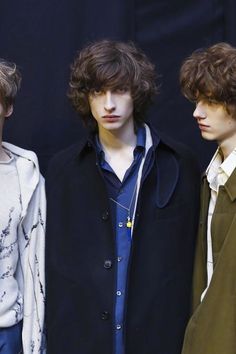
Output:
[
  {"xmin": 89, "ymin": 100, "xmax": 101, "ymax": 115},
  {"xmin": 224, "ymin": 117, "xmax": 236, "ymax": 130},
  {"xmin": 124, "ymin": 98, "xmax": 134, "ymax": 112}
]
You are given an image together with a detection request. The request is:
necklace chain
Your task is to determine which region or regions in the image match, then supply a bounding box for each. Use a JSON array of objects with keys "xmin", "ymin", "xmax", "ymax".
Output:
[
  {"xmin": 109, "ymin": 199, "xmax": 130, "ymax": 212},
  {"xmin": 110, "ymin": 180, "xmax": 138, "ymax": 228}
]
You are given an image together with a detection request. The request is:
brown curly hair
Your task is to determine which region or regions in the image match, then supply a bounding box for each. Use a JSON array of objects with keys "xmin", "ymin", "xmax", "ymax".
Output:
[
  {"xmin": 0, "ymin": 58, "xmax": 21, "ymax": 111},
  {"xmin": 68, "ymin": 40, "xmax": 158, "ymax": 130},
  {"xmin": 180, "ymin": 42, "xmax": 236, "ymax": 117}
]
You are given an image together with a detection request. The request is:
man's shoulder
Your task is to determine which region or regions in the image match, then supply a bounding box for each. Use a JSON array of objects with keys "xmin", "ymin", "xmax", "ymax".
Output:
[
  {"xmin": 150, "ymin": 127, "xmax": 201, "ymax": 184},
  {"xmin": 3, "ymin": 141, "xmax": 39, "ymax": 163},
  {"xmin": 152, "ymin": 127, "xmax": 198, "ymax": 161},
  {"xmin": 49, "ymin": 141, "xmax": 83, "ymax": 167},
  {"xmin": 46, "ymin": 139, "xmax": 88, "ymax": 185}
]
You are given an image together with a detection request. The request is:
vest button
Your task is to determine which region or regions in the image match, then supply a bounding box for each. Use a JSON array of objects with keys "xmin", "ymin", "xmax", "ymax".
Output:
[{"xmin": 104, "ymin": 260, "xmax": 112, "ymax": 269}]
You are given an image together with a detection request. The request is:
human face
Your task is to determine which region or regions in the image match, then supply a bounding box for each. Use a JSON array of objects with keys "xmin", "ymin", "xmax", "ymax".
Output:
[
  {"xmin": 193, "ymin": 100, "xmax": 236, "ymax": 147},
  {"xmin": 88, "ymin": 88, "xmax": 134, "ymax": 135}
]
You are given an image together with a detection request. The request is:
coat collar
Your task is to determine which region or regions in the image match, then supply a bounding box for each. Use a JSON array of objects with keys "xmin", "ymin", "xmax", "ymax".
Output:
[
  {"xmin": 2, "ymin": 142, "xmax": 40, "ymax": 217},
  {"xmin": 224, "ymin": 167, "xmax": 236, "ymax": 201},
  {"xmin": 155, "ymin": 142, "xmax": 179, "ymax": 208},
  {"xmin": 202, "ymin": 166, "xmax": 236, "ymax": 202},
  {"xmin": 75, "ymin": 124, "xmax": 180, "ymax": 209},
  {"xmin": 149, "ymin": 126, "xmax": 179, "ymax": 208}
]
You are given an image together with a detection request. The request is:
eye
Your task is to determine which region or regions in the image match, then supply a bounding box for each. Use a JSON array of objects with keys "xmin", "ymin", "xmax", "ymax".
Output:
[
  {"xmin": 196, "ymin": 97, "xmax": 219, "ymax": 107},
  {"xmin": 90, "ymin": 88, "xmax": 103, "ymax": 96},
  {"xmin": 115, "ymin": 87, "xmax": 128, "ymax": 94},
  {"xmin": 206, "ymin": 98, "xmax": 218, "ymax": 105}
]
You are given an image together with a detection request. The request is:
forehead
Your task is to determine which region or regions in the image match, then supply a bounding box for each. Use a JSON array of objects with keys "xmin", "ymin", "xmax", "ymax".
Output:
[{"xmin": 90, "ymin": 78, "xmax": 131, "ymax": 91}]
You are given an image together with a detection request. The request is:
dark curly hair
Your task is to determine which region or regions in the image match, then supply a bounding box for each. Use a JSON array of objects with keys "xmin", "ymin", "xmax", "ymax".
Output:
[
  {"xmin": 180, "ymin": 42, "xmax": 236, "ymax": 117},
  {"xmin": 68, "ymin": 39, "xmax": 158, "ymax": 130},
  {"xmin": 0, "ymin": 58, "xmax": 21, "ymax": 111}
]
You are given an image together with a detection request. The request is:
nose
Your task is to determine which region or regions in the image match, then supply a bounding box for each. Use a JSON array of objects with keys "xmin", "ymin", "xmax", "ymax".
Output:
[
  {"xmin": 104, "ymin": 91, "xmax": 115, "ymax": 112},
  {"xmin": 193, "ymin": 102, "xmax": 206, "ymax": 119}
]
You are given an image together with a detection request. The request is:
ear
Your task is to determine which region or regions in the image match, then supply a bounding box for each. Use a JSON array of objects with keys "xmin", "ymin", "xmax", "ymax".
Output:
[{"xmin": 5, "ymin": 105, "xmax": 13, "ymax": 118}]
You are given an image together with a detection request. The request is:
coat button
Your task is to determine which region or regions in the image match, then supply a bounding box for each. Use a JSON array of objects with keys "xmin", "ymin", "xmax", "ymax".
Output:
[
  {"xmin": 101, "ymin": 311, "xmax": 110, "ymax": 320},
  {"xmin": 104, "ymin": 260, "xmax": 112, "ymax": 269},
  {"xmin": 102, "ymin": 211, "xmax": 109, "ymax": 221}
]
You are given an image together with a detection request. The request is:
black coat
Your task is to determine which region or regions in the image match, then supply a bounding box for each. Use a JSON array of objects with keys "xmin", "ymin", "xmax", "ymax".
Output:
[{"xmin": 46, "ymin": 127, "xmax": 200, "ymax": 354}]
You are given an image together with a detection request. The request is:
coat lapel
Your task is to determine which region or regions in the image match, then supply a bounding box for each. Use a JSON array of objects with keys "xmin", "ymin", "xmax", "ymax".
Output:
[
  {"xmin": 2, "ymin": 142, "xmax": 39, "ymax": 218},
  {"xmin": 224, "ymin": 167, "xmax": 236, "ymax": 201},
  {"xmin": 155, "ymin": 147, "xmax": 179, "ymax": 208}
]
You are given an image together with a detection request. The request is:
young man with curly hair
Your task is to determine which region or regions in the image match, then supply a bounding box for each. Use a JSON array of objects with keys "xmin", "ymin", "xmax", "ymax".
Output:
[
  {"xmin": 46, "ymin": 39, "xmax": 200, "ymax": 354},
  {"xmin": 180, "ymin": 42, "xmax": 236, "ymax": 354},
  {"xmin": 0, "ymin": 59, "xmax": 46, "ymax": 353}
]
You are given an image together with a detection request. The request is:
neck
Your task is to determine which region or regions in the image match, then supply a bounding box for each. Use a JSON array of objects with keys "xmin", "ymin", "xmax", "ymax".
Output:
[
  {"xmin": 218, "ymin": 136, "xmax": 236, "ymax": 160},
  {"xmin": 0, "ymin": 117, "xmax": 9, "ymax": 161},
  {"xmin": 98, "ymin": 121, "xmax": 138, "ymax": 181},
  {"xmin": 98, "ymin": 122, "xmax": 137, "ymax": 152}
]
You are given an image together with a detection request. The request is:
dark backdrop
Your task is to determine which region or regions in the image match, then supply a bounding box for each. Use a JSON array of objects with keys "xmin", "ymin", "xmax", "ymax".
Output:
[{"xmin": 1, "ymin": 0, "xmax": 236, "ymax": 174}]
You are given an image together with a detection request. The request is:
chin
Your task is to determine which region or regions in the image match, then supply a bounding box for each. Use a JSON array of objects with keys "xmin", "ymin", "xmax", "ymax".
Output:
[
  {"xmin": 201, "ymin": 133, "xmax": 215, "ymax": 141},
  {"xmin": 102, "ymin": 123, "xmax": 122, "ymax": 130}
]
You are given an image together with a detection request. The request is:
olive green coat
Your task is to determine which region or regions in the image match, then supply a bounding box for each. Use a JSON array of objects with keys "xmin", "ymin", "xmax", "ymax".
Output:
[{"xmin": 182, "ymin": 170, "xmax": 236, "ymax": 354}]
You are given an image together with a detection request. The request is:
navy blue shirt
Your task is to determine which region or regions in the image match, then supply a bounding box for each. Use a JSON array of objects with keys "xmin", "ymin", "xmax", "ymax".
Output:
[{"xmin": 95, "ymin": 126, "xmax": 148, "ymax": 354}]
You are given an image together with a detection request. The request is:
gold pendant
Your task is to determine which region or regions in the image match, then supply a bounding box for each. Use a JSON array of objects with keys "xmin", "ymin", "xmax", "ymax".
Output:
[{"xmin": 126, "ymin": 217, "xmax": 132, "ymax": 228}]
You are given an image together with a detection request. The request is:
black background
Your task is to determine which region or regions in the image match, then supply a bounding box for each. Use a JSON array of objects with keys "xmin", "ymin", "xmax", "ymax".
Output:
[{"xmin": 1, "ymin": 0, "xmax": 236, "ymax": 174}]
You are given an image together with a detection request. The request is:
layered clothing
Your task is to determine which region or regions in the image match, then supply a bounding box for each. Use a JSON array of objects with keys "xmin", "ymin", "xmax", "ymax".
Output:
[
  {"xmin": 182, "ymin": 156, "xmax": 236, "ymax": 354},
  {"xmin": 2, "ymin": 143, "xmax": 46, "ymax": 354},
  {"xmin": 46, "ymin": 126, "xmax": 200, "ymax": 354}
]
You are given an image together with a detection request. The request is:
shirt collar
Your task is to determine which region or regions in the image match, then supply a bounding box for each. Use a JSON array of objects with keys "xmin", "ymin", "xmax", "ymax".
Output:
[
  {"xmin": 136, "ymin": 125, "xmax": 146, "ymax": 150},
  {"xmin": 0, "ymin": 149, "xmax": 14, "ymax": 164},
  {"xmin": 206, "ymin": 147, "xmax": 222, "ymax": 178},
  {"xmin": 220, "ymin": 148, "xmax": 236, "ymax": 177},
  {"xmin": 206, "ymin": 146, "xmax": 236, "ymax": 189},
  {"xmin": 93, "ymin": 125, "xmax": 146, "ymax": 159}
]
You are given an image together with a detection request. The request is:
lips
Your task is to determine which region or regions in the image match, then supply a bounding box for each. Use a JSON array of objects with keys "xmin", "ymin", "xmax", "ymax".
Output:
[
  {"xmin": 102, "ymin": 115, "xmax": 120, "ymax": 122},
  {"xmin": 102, "ymin": 115, "xmax": 120, "ymax": 118},
  {"xmin": 198, "ymin": 123, "xmax": 210, "ymax": 131}
]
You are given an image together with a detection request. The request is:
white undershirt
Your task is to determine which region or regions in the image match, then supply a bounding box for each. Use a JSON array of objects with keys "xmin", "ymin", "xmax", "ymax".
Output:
[
  {"xmin": 201, "ymin": 147, "xmax": 236, "ymax": 301},
  {"xmin": 0, "ymin": 151, "xmax": 23, "ymax": 327}
]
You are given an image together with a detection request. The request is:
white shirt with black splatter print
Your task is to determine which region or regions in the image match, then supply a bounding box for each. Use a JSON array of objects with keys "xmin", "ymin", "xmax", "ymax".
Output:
[{"xmin": 0, "ymin": 152, "xmax": 23, "ymax": 327}]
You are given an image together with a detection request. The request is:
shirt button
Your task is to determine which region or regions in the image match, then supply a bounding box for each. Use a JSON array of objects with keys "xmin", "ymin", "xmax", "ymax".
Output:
[
  {"xmin": 116, "ymin": 324, "xmax": 122, "ymax": 330},
  {"xmin": 117, "ymin": 257, "xmax": 122, "ymax": 262},
  {"xmin": 104, "ymin": 260, "xmax": 112, "ymax": 269},
  {"xmin": 118, "ymin": 222, "xmax": 123, "ymax": 228},
  {"xmin": 101, "ymin": 311, "xmax": 110, "ymax": 320},
  {"xmin": 102, "ymin": 211, "xmax": 109, "ymax": 221},
  {"xmin": 116, "ymin": 290, "xmax": 122, "ymax": 296}
]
